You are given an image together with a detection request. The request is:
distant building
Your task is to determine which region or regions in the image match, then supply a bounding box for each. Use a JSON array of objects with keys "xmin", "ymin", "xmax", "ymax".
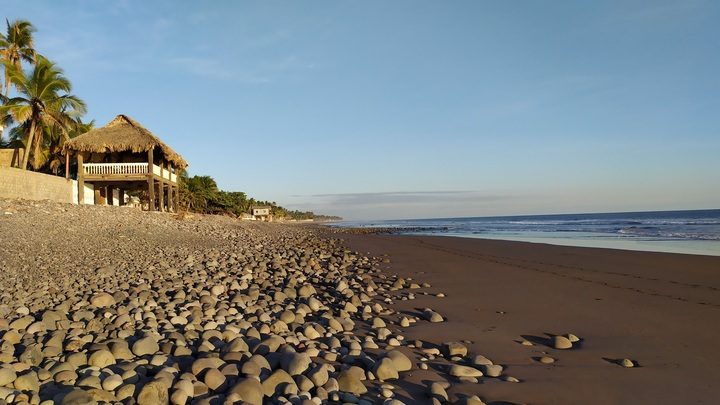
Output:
[
  {"xmin": 250, "ymin": 205, "xmax": 272, "ymax": 221},
  {"xmin": 239, "ymin": 213, "xmax": 255, "ymax": 221}
]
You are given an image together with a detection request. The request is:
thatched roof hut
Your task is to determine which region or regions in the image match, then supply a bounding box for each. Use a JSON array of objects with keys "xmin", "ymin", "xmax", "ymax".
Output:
[{"xmin": 64, "ymin": 114, "xmax": 187, "ymax": 168}]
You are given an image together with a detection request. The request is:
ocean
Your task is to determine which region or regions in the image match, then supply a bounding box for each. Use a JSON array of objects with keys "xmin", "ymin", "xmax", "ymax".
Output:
[{"xmin": 334, "ymin": 209, "xmax": 720, "ymax": 256}]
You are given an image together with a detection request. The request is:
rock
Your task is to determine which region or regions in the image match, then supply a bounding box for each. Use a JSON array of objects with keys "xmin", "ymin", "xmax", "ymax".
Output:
[
  {"xmin": 54, "ymin": 370, "xmax": 78, "ymax": 384},
  {"xmin": 337, "ymin": 370, "xmax": 367, "ymax": 395},
  {"xmin": 307, "ymin": 365, "xmax": 329, "ymax": 387},
  {"xmin": 428, "ymin": 382, "xmax": 448, "ymax": 401},
  {"xmin": 191, "ymin": 358, "xmax": 226, "ymax": 376},
  {"xmin": 538, "ymin": 356, "xmax": 555, "ymax": 364},
  {"xmin": 481, "ymin": 364, "xmax": 503, "ymax": 377},
  {"xmin": 88, "ymin": 350, "xmax": 115, "ymax": 368},
  {"xmin": 281, "ymin": 352, "xmax": 311, "ymax": 376},
  {"xmin": 0, "ymin": 368, "xmax": 17, "ymax": 386},
  {"xmin": 14, "ymin": 372, "xmax": 40, "ymax": 392},
  {"xmin": 102, "ymin": 374, "xmax": 123, "ymax": 391},
  {"xmin": 621, "ymin": 359, "xmax": 635, "ymax": 368},
  {"xmin": 422, "ymin": 309, "xmax": 444, "ymax": 323},
  {"xmin": 132, "ymin": 336, "xmax": 160, "ymax": 356},
  {"xmin": 456, "ymin": 395, "xmax": 486, "ymax": 405},
  {"xmin": 471, "ymin": 355, "xmax": 493, "ymax": 366},
  {"xmin": 61, "ymin": 389, "xmax": 98, "ymax": 405},
  {"xmin": 442, "ymin": 342, "xmax": 467, "ymax": 357},
  {"xmin": 386, "ymin": 350, "xmax": 412, "ymax": 372},
  {"xmin": 138, "ymin": 380, "xmax": 169, "ymax": 405},
  {"xmin": 448, "ymin": 365, "xmax": 483, "ymax": 378},
  {"xmin": 553, "ymin": 335, "xmax": 573, "ymax": 349},
  {"xmin": 204, "ymin": 368, "xmax": 226, "ymax": 391},
  {"xmin": 90, "ymin": 292, "xmax": 115, "ymax": 308},
  {"xmin": 373, "ymin": 357, "xmax": 399, "ymax": 381},
  {"xmin": 567, "ymin": 333, "xmax": 580, "ymax": 342},
  {"xmin": 261, "ymin": 369, "xmax": 297, "ymax": 397},
  {"xmin": 229, "ymin": 378, "xmax": 263, "ymax": 405}
]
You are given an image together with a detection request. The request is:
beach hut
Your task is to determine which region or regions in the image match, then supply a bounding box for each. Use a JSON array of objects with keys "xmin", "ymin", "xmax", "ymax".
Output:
[
  {"xmin": 63, "ymin": 114, "xmax": 187, "ymax": 211},
  {"xmin": 250, "ymin": 205, "xmax": 272, "ymax": 221}
]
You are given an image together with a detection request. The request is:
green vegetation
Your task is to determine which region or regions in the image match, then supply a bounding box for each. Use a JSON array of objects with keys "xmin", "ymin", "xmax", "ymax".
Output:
[
  {"xmin": 179, "ymin": 172, "xmax": 341, "ymax": 221},
  {"xmin": 0, "ymin": 19, "xmax": 91, "ymax": 173}
]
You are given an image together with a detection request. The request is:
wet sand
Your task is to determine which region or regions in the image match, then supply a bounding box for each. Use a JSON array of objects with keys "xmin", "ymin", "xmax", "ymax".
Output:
[{"xmin": 341, "ymin": 233, "xmax": 720, "ymax": 404}]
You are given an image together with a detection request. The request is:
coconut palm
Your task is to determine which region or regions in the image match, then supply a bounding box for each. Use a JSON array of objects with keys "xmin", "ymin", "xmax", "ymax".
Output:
[
  {"xmin": 43, "ymin": 118, "xmax": 94, "ymax": 174},
  {"xmin": 0, "ymin": 19, "xmax": 36, "ymax": 98},
  {"xmin": 0, "ymin": 56, "xmax": 86, "ymax": 170}
]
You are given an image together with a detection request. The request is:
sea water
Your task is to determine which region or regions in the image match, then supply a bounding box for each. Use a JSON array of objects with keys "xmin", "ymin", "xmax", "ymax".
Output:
[{"xmin": 335, "ymin": 209, "xmax": 720, "ymax": 256}]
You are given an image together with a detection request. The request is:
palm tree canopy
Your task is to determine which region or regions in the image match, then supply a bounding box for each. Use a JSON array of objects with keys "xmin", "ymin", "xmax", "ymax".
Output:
[
  {"xmin": 0, "ymin": 19, "xmax": 36, "ymax": 96},
  {"xmin": 0, "ymin": 55, "xmax": 86, "ymax": 169}
]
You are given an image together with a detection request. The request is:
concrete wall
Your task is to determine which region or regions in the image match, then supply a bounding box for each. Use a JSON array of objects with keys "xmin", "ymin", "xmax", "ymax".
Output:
[
  {"xmin": 0, "ymin": 149, "xmax": 24, "ymax": 167},
  {"xmin": 0, "ymin": 167, "xmax": 74, "ymax": 203}
]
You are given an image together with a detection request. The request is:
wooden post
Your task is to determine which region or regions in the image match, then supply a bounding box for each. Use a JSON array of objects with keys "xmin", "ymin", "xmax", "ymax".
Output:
[
  {"xmin": 65, "ymin": 152, "xmax": 70, "ymax": 179},
  {"xmin": 166, "ymin": 161, "xmax": 172, "ymax": 212},
  {"xmin": 147, "ymin": 148, "xmax": 155, "ymax": 211},
  {"xmin": 77, "ymin": 153, "xmax": 84, "ymax": 205},
  {"xmin": 159, "ymin": 181, "xmax": 165, "ymax": 212},
  {"xmin": 107, "ymin": 185, "xmax": 114, "ymax": 206},
  {"xmin": 167, "ymin": 178, "xmax": 173, "ymax": 213},
  {"xmin": 119, "ymin": 189, "xmax": 125, "ymax": 206}
]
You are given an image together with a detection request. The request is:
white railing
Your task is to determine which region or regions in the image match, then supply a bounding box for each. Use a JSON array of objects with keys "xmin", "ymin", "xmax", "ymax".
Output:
[
  {"xmin": 153, "ymin": 164, "xmax": 177, "ymax": 183},
  {"xmin": 83, "ymin": 162, "xmax": 177, "ymax": 183},
  {"xmin": 83, "ymin": 163, "xmax": 148, "ymax": 175}
]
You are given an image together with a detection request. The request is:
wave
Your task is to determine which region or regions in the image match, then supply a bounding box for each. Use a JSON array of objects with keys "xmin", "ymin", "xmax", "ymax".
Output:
[{"xmin": 335, "ymin": 210, "xmax": 720, "ymax": 242}]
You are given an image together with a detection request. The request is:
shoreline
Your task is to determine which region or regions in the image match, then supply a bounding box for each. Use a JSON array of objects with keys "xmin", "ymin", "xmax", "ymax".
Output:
[
  {"xmin": 327, "ymin": 225, "xmax": 720, "ymax": 257},
  {"xmin": 409, "ymin": 232, "xmax": 720, "ymax": 257},
  {"xmin": 339, "ymin": 233, "xmax": 720, "ymax": 404}
]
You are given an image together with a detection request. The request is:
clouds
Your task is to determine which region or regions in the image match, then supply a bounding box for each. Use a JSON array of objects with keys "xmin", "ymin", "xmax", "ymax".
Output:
[{"xmin": 286, "ymin": 190, "xmax": 530, "ymax": 220}]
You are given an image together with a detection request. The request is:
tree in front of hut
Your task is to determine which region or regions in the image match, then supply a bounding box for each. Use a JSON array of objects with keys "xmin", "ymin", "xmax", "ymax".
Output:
[{"xmin": 0, "ymin": 56, "xmax": 86, "ymax": 170}]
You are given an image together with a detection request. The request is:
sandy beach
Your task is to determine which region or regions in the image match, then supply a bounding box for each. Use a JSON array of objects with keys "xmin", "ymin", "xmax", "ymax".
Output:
[
  {"xmin": 341, "ymin": 233, "xmax": 720, "ymax": 404},
  {"xmin": 1, "ymin": 199, "xmax": 719, "ymax": 404}
]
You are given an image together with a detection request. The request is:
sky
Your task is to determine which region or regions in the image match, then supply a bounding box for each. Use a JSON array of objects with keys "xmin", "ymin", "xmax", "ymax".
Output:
[{"xmin": 3, "ymin": 0, "xmax": 719, "ymax": 220}]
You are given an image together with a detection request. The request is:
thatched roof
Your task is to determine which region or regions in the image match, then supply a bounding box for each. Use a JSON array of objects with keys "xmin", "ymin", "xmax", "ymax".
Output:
[{"xmin": 64, "ymin": 114, "xmax": 188, "ymax": 168}]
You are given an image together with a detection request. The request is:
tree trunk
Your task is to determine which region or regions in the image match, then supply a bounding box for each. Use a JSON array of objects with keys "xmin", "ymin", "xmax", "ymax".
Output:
[
  {"xmin": 3, "ymin": 73, "xmax": 9, "ymax": 100},
  {"xmin": 20, "ymin": 120, "xmax": 36, "ymax": 170}
]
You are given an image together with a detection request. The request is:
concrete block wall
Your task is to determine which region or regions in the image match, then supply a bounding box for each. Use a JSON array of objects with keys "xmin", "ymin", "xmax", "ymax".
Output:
[
  {"xmin": 0, "ymin": 149, "xmax": 23, "ymax": 167},
  {"xmin": 0, "ymin": 167, "xmax": 74, "ymax": 203}
]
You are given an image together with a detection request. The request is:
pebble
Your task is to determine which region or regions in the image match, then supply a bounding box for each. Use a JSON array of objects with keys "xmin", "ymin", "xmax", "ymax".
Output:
[
  {"xmin": 443, "ymin": 342, "xmax": 467, "ymax": 357},
  {"xmin": 621, "ymin": 359, "xmax": 635, "ymax": 368},
  {"xmin": 553, "ymin": 335, "xmax": 573, "ymax": 349},
  {"xmin": 448, "ymin": 365, "xmax": 483, "ymax": 378},
  {"xmin": 481, "ymin": 364, "xmax": 503, "ymax": 377},
  {"xmin": 538, "ymin": 356, "xmax": 556, "ymax": 364}
]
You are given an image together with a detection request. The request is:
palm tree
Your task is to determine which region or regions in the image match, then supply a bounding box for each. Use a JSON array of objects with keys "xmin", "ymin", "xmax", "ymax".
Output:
[
  {"xmin": 44, "ymin": 118, "xmax": 94, "ymax": 174},
  {"xmin": 0, "ymin": 19, "xmax": 36, "ymax": 98},
  {"xmin": 0, "ymin": 56, "xmax": 86, "ymax": 170}
]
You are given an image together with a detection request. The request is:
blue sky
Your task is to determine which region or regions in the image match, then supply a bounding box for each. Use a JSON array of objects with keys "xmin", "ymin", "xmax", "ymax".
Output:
[{"xmin": 4, "ymin": 0, "xmax": 719, "ymax": 219}]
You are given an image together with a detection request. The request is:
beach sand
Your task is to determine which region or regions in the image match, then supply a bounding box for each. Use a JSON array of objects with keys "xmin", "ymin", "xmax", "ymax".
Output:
[{"xmin": 341, "ymin": 233, "xmax": 720, "ymax": 404}]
